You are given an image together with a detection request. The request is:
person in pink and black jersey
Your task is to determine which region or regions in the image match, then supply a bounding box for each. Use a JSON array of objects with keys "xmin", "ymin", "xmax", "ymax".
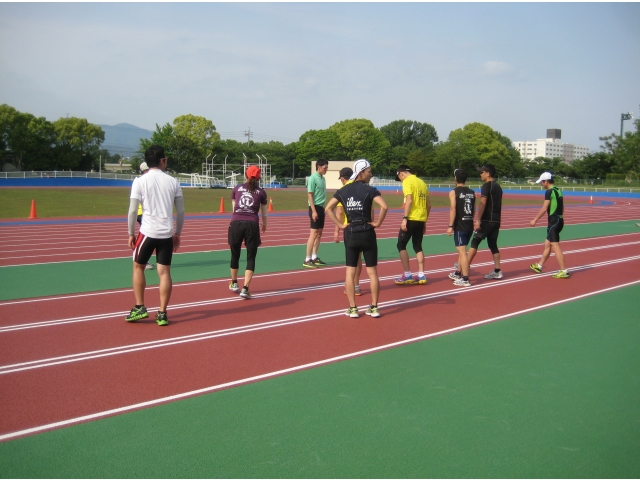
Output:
[{"xmin": 228, "ymin": 165, "xmax": 268, "ymax": 299}]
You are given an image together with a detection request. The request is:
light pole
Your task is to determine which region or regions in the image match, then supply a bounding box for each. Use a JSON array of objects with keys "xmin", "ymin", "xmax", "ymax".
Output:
[{"xmin": 621, "ymin": 112, "xmax": 633, "ymax": 137}]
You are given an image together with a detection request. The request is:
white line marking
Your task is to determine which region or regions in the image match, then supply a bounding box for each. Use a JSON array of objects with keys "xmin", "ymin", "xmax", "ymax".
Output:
[{"xmin": 1, "ymin": 278, "xmax": 638, "ymax": 443}]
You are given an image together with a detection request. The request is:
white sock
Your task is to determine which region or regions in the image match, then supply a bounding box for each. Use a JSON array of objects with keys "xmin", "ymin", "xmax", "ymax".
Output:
[
  {"xmin": 305, "ymin": 256, "xmax": 311, "ymax": 262},
  {"xmin": 311, "ymin": 254, "xmax": 318, "ymax": 260}
]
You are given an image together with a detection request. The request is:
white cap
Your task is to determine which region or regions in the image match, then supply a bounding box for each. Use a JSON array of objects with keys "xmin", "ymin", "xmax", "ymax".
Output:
[
  {"xmin": 140, "ymin": 162, "xmax": 149, "ymax": 173},
  {"xmin": 535, "ymin": 172, "xmax": 553, "ymax": 183},
  {"xmin": 350, "ymin": 159, "xmax": 371, "ymax": 180}
]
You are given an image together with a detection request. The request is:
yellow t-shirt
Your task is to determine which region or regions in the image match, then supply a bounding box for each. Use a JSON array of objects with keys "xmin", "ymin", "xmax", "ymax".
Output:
[
  {"xmin": 336, "ymin": 180, "xmax": 353, "ymax": 225},
  {"xmin": 402, "ymin": 175, "xmax": 429, "ymax": 222},
  {"xmin": 137, "ymin": 203, "xmax": 143, "ymax": 216}
]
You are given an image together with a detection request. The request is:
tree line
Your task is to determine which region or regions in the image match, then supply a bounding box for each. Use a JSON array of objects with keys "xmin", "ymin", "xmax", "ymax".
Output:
[{"xmin": 2, "ymin": 103, "xmax": 638, "ymax": 181}]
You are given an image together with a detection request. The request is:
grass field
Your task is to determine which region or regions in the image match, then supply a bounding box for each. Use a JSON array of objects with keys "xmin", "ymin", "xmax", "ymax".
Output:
[{"xmin": 0, "ymin": 187, "xmax": 582, "ymax": 219}]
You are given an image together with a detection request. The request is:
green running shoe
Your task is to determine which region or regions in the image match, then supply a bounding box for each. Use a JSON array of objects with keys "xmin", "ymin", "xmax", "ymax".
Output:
[
  {"xmin": 313, "ymin": 258, "xmax": 327, "ymax": 266},
  {"xmin": 156, "ymin": 311, "xmax": 169, "ymax": 326},
  {"xmin": 530, "ymin": 263, "xmax": 542, "ymax": 274},
  {"xmin": 126, "ymin": 306, "xmax": 148, "ymax": 322},
  {"xmin": 365, "ymin": 305, "xmax": 380, "ymax": 318},
  {"xmin": 552, "ymin": 270, "xmax": 570, "ymax": 279},
  {"xmin": 345, "ymin": 307, "xmax": 359, "ymax": 318}
]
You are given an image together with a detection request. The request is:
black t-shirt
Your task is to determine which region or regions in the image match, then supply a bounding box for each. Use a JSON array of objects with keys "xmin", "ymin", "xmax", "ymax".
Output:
[
  {"xmin": 480, "ymin": 181, "xmax": 503, "ymax": 223},
  {"xmin": 333, "ymin": 181, "xmax": 381, "ymax": 233},
  {"xmin": 453, "ymin": 186, "xmax": 475, "ymax": 232}
]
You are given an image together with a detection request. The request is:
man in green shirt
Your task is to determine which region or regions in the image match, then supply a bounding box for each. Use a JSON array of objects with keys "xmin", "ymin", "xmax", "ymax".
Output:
[
  {"xmin": 529, "ymin": 172, "xmax": 569, "ymax": 278},
  {"xmin": 304, "ymin": 159, "xmax": 329, "ymax": 268}
]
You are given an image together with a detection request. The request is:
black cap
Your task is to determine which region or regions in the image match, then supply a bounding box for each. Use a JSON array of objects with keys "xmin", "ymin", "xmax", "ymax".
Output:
[
  {"xmin": 339, "ymin": 167, "xmax": 353, "ymax": 180},
  {"xmin": 478, "ymin": 164, "xmax": 496, "ymax": 177},
  {"xmin": 396, "ymin": 164, "xmax": 412, "ymax": 181}
]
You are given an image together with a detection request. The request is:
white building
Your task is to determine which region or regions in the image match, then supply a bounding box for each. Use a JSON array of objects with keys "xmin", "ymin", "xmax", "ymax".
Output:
[{"xmin": 513, "ymin": 129, "xmax": 590, "ymax": 163}]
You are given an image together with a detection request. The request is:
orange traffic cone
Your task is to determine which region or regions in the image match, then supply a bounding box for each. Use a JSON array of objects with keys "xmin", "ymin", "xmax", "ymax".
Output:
[
  {"xmin": 589, "ymin": 196, "xmax": 594, "ymax": 204},
  {"xmin": 29, "ymin": 199, "xmax": 38, "ymax": 219},
  {"xmin": 218, "ymin": 197, "xmax": 225, "ymax": 213},
  {"xmin": 268, "ymin": 197, "xmax": 274, "ymax": 212}
]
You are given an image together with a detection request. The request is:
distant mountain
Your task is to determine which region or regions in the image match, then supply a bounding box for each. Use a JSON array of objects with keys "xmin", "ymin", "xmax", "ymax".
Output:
[{"xmin": 99, "ymin": 123, "xmax": 153, "ymax": 157}]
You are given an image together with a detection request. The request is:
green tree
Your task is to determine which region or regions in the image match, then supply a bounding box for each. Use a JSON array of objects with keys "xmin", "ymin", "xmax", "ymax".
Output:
[
  {"xmin": 0, "ymin": 104, "xmax": 33, "ymax": 170},
  {"xmin": 599, "ymin": 119, "xmax": 640, "ymax": 179},
  {"xmin": 328, "ymin": 119, "xmax": 391, "ymax": 173},
  {"xmin": 430, "ymin": 130, "xmax": 479, "ymax": 177},
  {"xmin": 572, "ymin": 152, "xmax": 616, "ymax": 180},
  {"xmin": 52, "ymin": 117, "xmax": 105, "ymax": 170},
  {"xmin": 294, "ymin": 129, "xmax": 345, "ymax": 176},
  {"xmin": 379, "ymin": 120, "xmax": 439, "ymax": 175}
]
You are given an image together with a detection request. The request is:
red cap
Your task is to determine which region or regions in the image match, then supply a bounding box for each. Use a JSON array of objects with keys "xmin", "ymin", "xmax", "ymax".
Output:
[{"xmin": 246, "ymin": 165, "xmax": 261, "ymax": 180}]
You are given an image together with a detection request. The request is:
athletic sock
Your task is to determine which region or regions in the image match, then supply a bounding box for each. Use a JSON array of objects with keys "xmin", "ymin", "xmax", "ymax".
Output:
[
  {"xmin": 311, "ymin": 254, "xmax": 318, "ymax": 260},
  {"xmin": 404, "ymin": 271, "xmax": 411, "ymax": 277},
  {"xmin": 135, "ymin": 304, "xmax": 144, "ymax": 309},
  {"xmin": 494, "ymin": 268, "xmax": 501, "ymax": 273},
  {"xmin": 463, "ymin": 276, "xmax": 469, "ymax": 281},
  {"xmin": 455, "ymin": 270, "xmax": 461, "ymax": 276},
  {"xmin": 305, "ymin": 256, "xmax": 311, "ymax": 262}
]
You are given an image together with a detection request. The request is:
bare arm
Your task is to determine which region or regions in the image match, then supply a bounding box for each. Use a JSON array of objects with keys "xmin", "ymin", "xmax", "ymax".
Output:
[
  {"xmin": 370, "ymin": 196, "xmax": 388, "ymax": 228},
  {"xmin": 447, "ymin": 190, "xmax": 456, "ymax": 236},
  {"xmin": 334, "ymin": 205, "xmax": 345, "ymax": 242},
  {"xmin": 474, "ymin": 196, "xmax": 487, "ymax": 230},
  {"xmin": 325, "ymin": 197, "xmax": 345, "ymax": 230},
  {"xmin": 308, "ymin": 192, "xmax": 318, "ymax": 221},
  {"xmin": 401, "ymin": 193, "xmax": 413, "ymax": 232},
  {"xmin": 260, "ymin": 203, "xmax": 268, "ymax": 233},
  {"xmin": 530, "ymin": 200, "xmax": 550, "ymax": 226}
]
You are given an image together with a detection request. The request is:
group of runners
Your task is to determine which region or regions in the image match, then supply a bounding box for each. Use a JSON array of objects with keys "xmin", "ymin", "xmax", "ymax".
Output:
[{"xmin": 124, "ymin": 145, "xmax": 569, "ymax": 325}]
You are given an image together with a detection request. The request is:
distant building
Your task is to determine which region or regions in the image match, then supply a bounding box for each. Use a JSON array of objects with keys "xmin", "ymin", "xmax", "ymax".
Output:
[{"xmin": 513, "ymin": 129, "xmax": 590, "ymax": 163}]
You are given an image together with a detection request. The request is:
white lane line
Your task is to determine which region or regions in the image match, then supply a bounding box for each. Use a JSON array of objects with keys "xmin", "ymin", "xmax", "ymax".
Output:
[
  {"xmin": 1, "ymin": 234, "xmax": 639, "ymax": 308},
  {"xmin": 0, "ymin": 233, "xmax": 639, "ymax": 312},
  {"xmin": 1, "ymin": 278, "xmax": 638, "ymax": 443},
  {"xmin": 1, "ymin": 254, "xmax": 639, "ymax": 373}
]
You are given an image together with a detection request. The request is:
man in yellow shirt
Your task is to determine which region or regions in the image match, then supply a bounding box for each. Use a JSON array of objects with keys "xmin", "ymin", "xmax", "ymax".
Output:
[{"xmin": 395, "ymin": 165, "xmax": 430, "ymax": 285}]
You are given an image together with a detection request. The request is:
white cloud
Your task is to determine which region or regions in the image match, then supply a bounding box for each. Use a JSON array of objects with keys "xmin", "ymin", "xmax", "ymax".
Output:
[{"xmin": 482, "ymin": 61, "xmax": 514, "ymax": 76}]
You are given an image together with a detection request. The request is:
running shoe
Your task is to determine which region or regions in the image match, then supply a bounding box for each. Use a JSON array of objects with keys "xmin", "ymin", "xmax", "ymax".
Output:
[
  {"xmin": 303, "ymin": 260, "xmax": 317, "ymax": 268},
  {"xmin": 313, "ymin": 258, "xmax": 327, "ymax": 266},
  {"xmin": 529, "ymin": 263, "xmax": 542, "ymax": 274},
  {"xmin": 239, "ymin": 287, "xmax": 252, "ymax": 299},
  {"xmin": 156, "ymin": 311, "xmax": 169, "ymax": 326},
  {"xmin": 552, "ymin": 270, "xmax": 570, "ymax": 279},
  {"xmin": 365, "ymin": 305, "xmax": 381, "ymax": 318},
  {"xmin": 343, "ymin": 285, "xmax": 362, "ymax": 296},
  {"xmin": 145, "ymin": 263, "xmax": 155, "ymax": 270},
  {"xmin": 125, "ymin": 305, "xmax": 148, "ymax": 322},
  {"xmin": 395, "ymin": 274, "xmax": 416, "ymax": 285},
  {"xmin": 345, "ymin": 306, "xmax": 359, "ymax": 318},
  {"xmin": 484, "ymin": 270, "xmax": 503, "ymax": 279},
  {"xmin": 453, "ymin": 277, "xmax": 471, "ymax": 287},
  {"xmin": 416, "ymin": 274, "xmax": 427, "ymax": 285},
  {"xmin": 229, "ymin": 281, "xmax": 240, "ymax": 292},
  {"xmin": 448, "ymin": 271, "xmax": 461, "ymax": 280}
]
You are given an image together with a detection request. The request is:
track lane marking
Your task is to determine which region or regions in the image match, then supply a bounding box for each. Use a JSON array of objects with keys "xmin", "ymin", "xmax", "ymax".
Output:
[{"xmin": 1, "ymin": 277, "xmax": 638, "ymax": 443}]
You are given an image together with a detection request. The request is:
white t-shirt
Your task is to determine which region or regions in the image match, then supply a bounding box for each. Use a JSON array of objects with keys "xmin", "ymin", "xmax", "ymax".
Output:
[{"xmin": 130, "ymin": 169, "xmax": 183, "ymax": 239}]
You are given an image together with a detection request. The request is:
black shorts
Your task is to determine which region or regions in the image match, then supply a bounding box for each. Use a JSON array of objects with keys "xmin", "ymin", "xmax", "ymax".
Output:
[
  {"xmin": 133, "ymin": 234, "xmax": 173, "ymax": 266},
  {"xmin": 453, "ymin": 231, "xmax": 472, "ymax": 247},
  {"xmin": 470, "ymin": 222, "xmax": 500, "ymax": 249},
  {"xmin": 344, "ymin": 229, "xmax": 378, "ymax": 267},
  {"xmin": 547, "ymin": 216, "xmax": 564, "ymax": 243},
  {"xmin": 309, "ymin": 205, "xmax": 326, "ymax": 229},
  {"xmin": 136, "ymin": 215, "xmax": 142, "ymax": 226},
  {"xmin": 397, "ymin": 220, "xmax": 425, "ymax": 253},
  {"xmin": 228, "ymin": 221, "xmax": 262, "ymax": 249}
]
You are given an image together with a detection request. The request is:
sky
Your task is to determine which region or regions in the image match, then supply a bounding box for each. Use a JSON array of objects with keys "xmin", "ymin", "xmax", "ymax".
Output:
[{"xmin": 1, "ymin": 2, "xmax": 639, "ymax": 153}]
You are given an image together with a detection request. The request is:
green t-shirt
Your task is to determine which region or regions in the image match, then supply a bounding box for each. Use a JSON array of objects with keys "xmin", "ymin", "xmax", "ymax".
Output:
[{"xmin": 307, "ymin": 171, "xmax": 326, "ymax": 207}]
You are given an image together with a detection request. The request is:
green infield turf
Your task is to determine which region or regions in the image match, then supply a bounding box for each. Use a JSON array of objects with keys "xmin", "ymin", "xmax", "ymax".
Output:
[
  {"xmin": 1, "ymin": 283, "xmax": 638, "ymax": 478},
  {"xmin": 0, "ymin": 187, "xmax": 582, "ymax": 219}
]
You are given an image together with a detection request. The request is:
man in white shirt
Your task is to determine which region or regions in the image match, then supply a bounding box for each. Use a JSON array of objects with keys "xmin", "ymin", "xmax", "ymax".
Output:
[{"xmin": 126, "ymin": 145, "xmax": 185, "ymax": 326}]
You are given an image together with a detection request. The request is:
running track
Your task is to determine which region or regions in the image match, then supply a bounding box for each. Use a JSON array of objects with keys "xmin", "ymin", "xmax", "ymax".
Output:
[{"xmin": 0, "ymin": 198, "xmax": 639, "ymax": 442}]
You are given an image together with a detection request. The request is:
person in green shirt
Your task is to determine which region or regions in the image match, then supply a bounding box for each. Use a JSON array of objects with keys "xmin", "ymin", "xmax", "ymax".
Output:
[
  {"xmin": 304, "ymin": 159, "xmax": 329, "ymax": 268},
  {"xmin": 529, "ymin": 172, "xmax": 569, "ymax": 278}
]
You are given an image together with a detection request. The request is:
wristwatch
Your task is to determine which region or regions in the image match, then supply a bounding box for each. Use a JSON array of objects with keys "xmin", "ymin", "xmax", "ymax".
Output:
[{"xmin": 402, "ymin": 216, "xmax": 408, "ymax": 219}]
